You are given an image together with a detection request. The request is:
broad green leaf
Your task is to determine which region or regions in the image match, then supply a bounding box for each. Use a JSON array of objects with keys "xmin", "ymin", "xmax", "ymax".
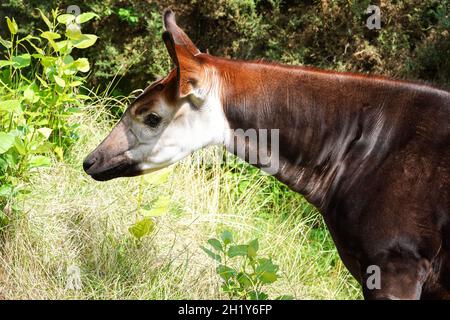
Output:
[
  {"xmin": 28, "ymin": 155, "xmax": 51, "ymax": 168},
  {"xmin": 201, "ymin": 246, "xmax": 222, "ymax": 262},
  {"xmin": 0, "ymin": 100, "xmax": 21, "ymax": 113},
  {"xmin": 69, "ymin": 80, "xmax": 83, "ymax": 87},
  {"xmin": 207, "ymin": 238, "xmax": 223, "ymax": 252},
  {"xmin": 236, "ymin": 272, "xmax": 252, "ymax": 288},
  {"xmin": 75, "ymin": 12, "xmax": 99, "ymax": 24},
  {"xmin": 38, "ymin": 9, "xmax": 53, "ymax": 30},
  {"xmin": 56, "ymin": 40, "xmax": 71, "ymax": 54},
  {"xmin": 36, "ymin": 74, "xmax": 48, "ymax": 88},
  {"xmin": 72, "ymin": 34, "xmax": 98, "ymax": 49},
  {"xmin": 6, "ymin": 17, "xmax": 18, "ymax": 35},
  {"xmin": 249, "ymin": 291, "xmax": 269, "ymax": 300},
  {"xmin": 227, "ymin": 245, "xmax": 249, "ymax": 258},
  {"xmin": 216, "ymin": 265, "xmax": 236, "ymax": 281},
  {"xmin": 12, "ymin": 54, "xmax": 31, "ymax": 69},
  {"xmin": 0, "ymin": 38, "xmax": 12, "ymax": 49},
  {"xmin": 129, "ymin": 217, "xmax": 154, "ymax": 240},
  {"xmin": 54, "ymin": 146, "xmax": 64, "ymax": 161},
  {"xmin": 258, "ymin": 271, "xmax": 277, "ymax": 284},
  {"xmin": 256, "ymin": 258, "xmax": 278, "ymax": 274},
  {"xmin": 41, "ymin": 56, "xmax": 56, "ymax": 68},
  {"xmin": 65, "ymin": 24, "xmax": 82, "ymax": 40},
  {"xmin": 13, "ymin": 137, "xmax": 26, "ymax": 155},
  {"xmin": 54, "ymin": 75, "xmax": 66, "ymax": 88},
  {"xmin": 247, "ymin": 239, "xmax": 259, "ymax": 258},
  {"xmin": 24, "ymin": 87, "xmax": 39, "ymax": 103},
  {"xmin": 0, "ymin": 132, "xmax": 15, "ymax": 154},
  {"xmin": 74, "ymin": 58, "xmax": 90, "ymax": 72},
  {"xmin": 37, "ymin": 127, "xmax": 52, "ymax": 140},
  {"xmin": 141, "ymin": 195, "xmax": 170, "ymax": 217},
  {"xmin": 221, "ymin": 230, "xmax": 233, "ymax": 245},
  {"xmin": 0, "ymin": 60, "xmax": 14, "ymax": 68},
  {"xmin": 57, "ymin": 14, "xmax": 75, "ymax": 25},
  {"xmin": 40, "ymin": 31, "xmax": 61, "ymax": 40}
]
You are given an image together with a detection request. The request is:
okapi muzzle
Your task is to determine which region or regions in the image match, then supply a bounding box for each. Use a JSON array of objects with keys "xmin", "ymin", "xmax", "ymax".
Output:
[
  {"xmin": 84, "ymin": 9, "xmax": 450, "ymax": 299},
  {"xmin": 83, "ymin": 117, "xmax": 141, "ymax": 181}
]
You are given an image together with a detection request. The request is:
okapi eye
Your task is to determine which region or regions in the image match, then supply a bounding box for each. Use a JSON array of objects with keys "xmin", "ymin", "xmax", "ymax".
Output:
[
  {"xmin": 155, "ymin": 83, "xmax": 164, "ymax": 91},
  {"xmin": 144, "ymin": 112, "xmax": 162, "ymax": 128}
]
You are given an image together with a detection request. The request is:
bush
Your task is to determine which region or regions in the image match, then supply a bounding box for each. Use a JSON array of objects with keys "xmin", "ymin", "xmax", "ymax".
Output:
[
  {"xmin": 2, "ymin": 1, "xmax": 448, "ymax": 96},
  {"xmin": 0, "ymin": 9, "xmax": 97, "ymax": 216}
]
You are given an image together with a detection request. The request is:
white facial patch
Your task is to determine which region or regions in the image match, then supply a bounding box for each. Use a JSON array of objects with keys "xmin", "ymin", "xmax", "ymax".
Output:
[{"xmin": 126, "ymin": 67, "xmax": 230, "ymax": 173}]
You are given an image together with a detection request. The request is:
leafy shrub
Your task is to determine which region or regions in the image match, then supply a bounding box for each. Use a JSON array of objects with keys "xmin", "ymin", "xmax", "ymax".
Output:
[
  {"xmin": 2, "ymin": 1, "xmax": 448, "ymax": 96},
  {"xmin": 0, "ymin": 9, "xmax": 98, "ymax": 216},
  {"xmin": 203, "ymin": 229, "xmax": 293, "ymax": 300}
]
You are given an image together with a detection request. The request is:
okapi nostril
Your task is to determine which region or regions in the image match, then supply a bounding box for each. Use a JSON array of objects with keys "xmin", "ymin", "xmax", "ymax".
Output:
[{"xmin": 83, "ymin": 156, "xmax": 96, "ymax": 172}]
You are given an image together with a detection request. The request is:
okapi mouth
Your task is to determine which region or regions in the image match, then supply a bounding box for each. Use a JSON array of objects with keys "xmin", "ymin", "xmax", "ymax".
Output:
[{"xmin": 84, "ymin": 158, "xmax": 142, "ymax": 182}]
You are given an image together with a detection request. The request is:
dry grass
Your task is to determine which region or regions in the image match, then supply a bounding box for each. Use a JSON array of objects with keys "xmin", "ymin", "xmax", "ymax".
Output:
[{"xmin": 0, "ymin": 101, "xmax": 361, "ymax": 300}]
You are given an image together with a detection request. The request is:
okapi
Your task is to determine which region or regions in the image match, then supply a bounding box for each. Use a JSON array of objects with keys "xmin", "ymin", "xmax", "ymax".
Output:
[{"xmin": 84, "ymin": 10, "xmax": 450, "ymax": 299}]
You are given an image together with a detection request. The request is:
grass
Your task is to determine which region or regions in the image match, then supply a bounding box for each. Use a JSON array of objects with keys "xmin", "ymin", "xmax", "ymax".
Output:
[{"xmin": 0, "ymin": 98, "xmax": 361, "ymax": 300}]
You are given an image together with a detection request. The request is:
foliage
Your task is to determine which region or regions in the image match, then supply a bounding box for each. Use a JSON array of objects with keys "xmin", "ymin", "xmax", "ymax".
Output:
[
  {"xmin": 203, "ymin": 229, "xmax": 293, "ymax": 300},
  {"xmin": 1, "ymin": 1, "xmax": 448, "ymax": 95},
  {"xmin": 0, "ymin": 9, "xmax": 98, "ymax": 213}
]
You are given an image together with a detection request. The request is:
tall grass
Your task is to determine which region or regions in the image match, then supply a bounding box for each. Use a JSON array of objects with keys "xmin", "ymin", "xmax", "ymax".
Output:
[{"xmin": 0, "ymin": 96, "xmax": 361, "ymax": 300}]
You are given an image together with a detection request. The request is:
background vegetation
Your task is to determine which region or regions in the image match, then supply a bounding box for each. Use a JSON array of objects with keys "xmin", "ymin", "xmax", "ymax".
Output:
[{"xmin": 0, "ymin": 0, "xmax": 449, "ymax": 299}]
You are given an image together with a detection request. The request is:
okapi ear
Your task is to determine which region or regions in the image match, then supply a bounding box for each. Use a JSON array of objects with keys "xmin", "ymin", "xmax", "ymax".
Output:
[
  {"xmin": 163, "ymin": 9, "xmax": 200, "ymax": 56},
  {"xmin": 162, "ymin": 10, "xmax": 203, "ymax": 99}
]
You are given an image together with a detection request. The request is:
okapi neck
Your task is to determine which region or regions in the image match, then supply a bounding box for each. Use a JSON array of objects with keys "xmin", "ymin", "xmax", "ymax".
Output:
[{"xmin": 216, "ymin": 59, "xmax": 402, "ymax": 210}]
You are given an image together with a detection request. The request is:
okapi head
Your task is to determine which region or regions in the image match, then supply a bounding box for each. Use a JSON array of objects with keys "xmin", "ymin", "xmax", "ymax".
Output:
[{"xmin": 83, "ymin": 10, "xmax": 230, "ymax": 181}]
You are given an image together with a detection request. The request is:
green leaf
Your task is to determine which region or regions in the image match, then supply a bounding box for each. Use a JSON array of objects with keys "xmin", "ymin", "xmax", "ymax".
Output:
[
  {"xmin": 227, "ymin": 245, "xmax": 249, "ymax": 258},
  {"xmin": 0, "ymin": 60, "xmax": 14, "ymax": 68},
  {"xmin": 129, "ymin": 217, "xmax": 155, "ymax": 240},
  {"xmin": 54, "ymin": 146, "xmax": 64, "ymax": 161},
  {"xmin": 12, "ymin": 54, "xmax": 31, "ymax": 69},
  {"xmin": 256, "ymin": 258, "xmax": 278, "ymax": 274},
  {"xmin": 0, "ymin": 132, "xmax": 15, "ymax": 154},
  {"xmin": 40, "ymin": 31, "xmax": 61, "ymax": 40},
  {"xmin": 201, "ymin": 246, "xmax": 222, "ymax": 262},
  {"xmin": 0, "ymin": 38, "xmax": 12, "ymax": 49},
  {"xmin": 6, "ymin": 17, "xmax": 18, "ymax": 35},
  {"xmin": 57, "ymin": 14, "xmax": 75, "ymax": 25},
  {"xmin": 249, "ymin": 291, "xmax": 269, "ymax": 300},
  {"xmin": 75, "ymin": 12, "xmax": 99, "ymax": 24},
  {"xmin": 247, "ymin": 239, "xmax": 259, "ymax": 258},
  {"xmin": 53, "ymin": 75, "xmax": 66, "ymax": 88},
  {"xmin": 28, "ymin": 155, "xmax": 51, "ymax": 168},
  {"xmin": 141, "ymin": 195, "xmax": 170, "ymax": 217},
  {"xmin": 207, "ymin": 238, "xmax": 223, "ymax": 252},
  {"xmin": 74, "ymin": 58, "xmax": 90, "ymax": 72},
  {"xmin": 256, "ymin": 258, "xmax": 279, "ymax": 284},
  {"xmin": 216, "ymin": 265, "xmax": 236, "ymax": 281},
  {"xmin": 24, "ymin": 86, "xmax": 39, "ymax": 103},
  {"xmin": 65, "ymin": 24, "xmax": 82, "ymax": 40},
  {"xmin": 37, "ymin": 127, "xmax": 52, "ymax": 140},
  {"xmin": 13, "ymin": 137, "xmax": 26, "ymax": 155},
  {"xmin": 258, "ymin": 271, "xmax": 277, "ymax": 284},
  {"xmin": 0, "ymin": 100, "xmax": 21, "ymax": 113},
  {"xmin": 236, "ymin": 272, "xmax": 252, "ymax": 288},
  {"xmin": 221, "ymin": 230, "xmax": 233, "ymax": 245},
  {"xmin": 38, "ymin": 9, "xmax": 53, "ymax": 30},
  {"xmin": 72, "ymin": 34, "xmax": 98, "ymax": 49}
]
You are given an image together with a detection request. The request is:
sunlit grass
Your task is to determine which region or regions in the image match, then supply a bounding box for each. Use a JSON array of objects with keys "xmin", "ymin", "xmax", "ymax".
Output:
[{"xmin": 0, "ymin": 99, "xmax": 361, "ymax": 300}]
